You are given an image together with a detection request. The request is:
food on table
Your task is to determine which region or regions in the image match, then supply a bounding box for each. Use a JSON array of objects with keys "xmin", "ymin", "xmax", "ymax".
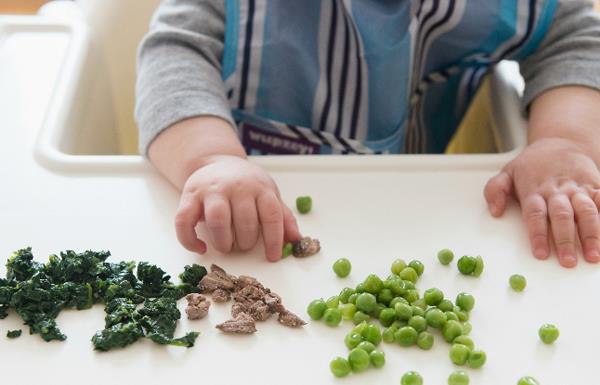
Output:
[
  {"xmin": 296, "ymin": 196, "xmax": 313, "ymax": 214},
  {"xmin": 509, "ymin": 274, "xmax": 527, "ymax": 292},
  {"xmin": 282, "ymin": 242, "xmax": 294, "ymax": 258},
  {"xmin": 184, "ymin": 293, "xmax": 210, "ymax": 320},
  {"xmin": 518, "ymin": 376, "xmax": 540, "ymax": 385},
  {"xmin": 333, "ymin": 258, "xmax": 352, "ymax": 278},
  {"xmin": 6, "ymin": 329, "xmax": 22, "ymax": 338},
  {"xmin": 401, "ymin": 371, "xmax": 423, "ymax": 385},
  {"xmin": 292, "ymin": 236, "xmax": 321, "ymax": 258},
  {"xmin": 457, "ymin": 255, "xmax": 484, "ymax": 277},
  {"xmin": 538, "ymin": 324, "xmax": 559, "ymax": 344},
  {"xmin": 448, "ymin": 370, "xmax": 470, "ymax": 385},
  {"xmin": 438, "ymin": 248, "xmax": 455, "ymax": 265},
  {"xmin": 330, "ymin": 356, "xmax": 352, "ymax": 377}
]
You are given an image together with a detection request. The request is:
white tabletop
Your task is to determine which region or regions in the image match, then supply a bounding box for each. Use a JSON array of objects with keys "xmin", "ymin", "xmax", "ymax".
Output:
[{"xmin": 0, "ymin": 16, "xmax": 597, "ymax": 385}]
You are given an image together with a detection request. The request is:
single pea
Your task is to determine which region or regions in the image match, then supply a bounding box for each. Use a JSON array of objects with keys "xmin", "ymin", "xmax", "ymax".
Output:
[
  {"xmin": 344, "ymin": 332, "xmax": 363, "ymax": 349},
  {"xmin": 438, "ymin": 248, "xmax": 455, "ymax": 265},
  {"xmin": 412, "ymin": 299, "xmax": 428, "ymax": 311},
  {"xmin": 370, "ymin": 350, "xmax": 386, "ymax": 368},
  {"xmin": 357, "ymin": 340, "xmax": 376, "ymax": 353},
  {"xmin": 425, "ymin": 308, "xmax": 447, "ymax": 328},
  {"xmin": 417, "ymin": 331, "xmax": 434, "ymax": 350},
  {"xmin": 282, "ymin": 242, "xmax": 293, "ymax": 258},
  {"xmin": 457, "ymin": 256, "xmax": 476, "ymax": 275},
  {"xmin": 453, "ymin": 335, "xmax": 474, "ymax": 350},
  {"xmin": 363, "ymin": 274, "xmax": 384, "ymax": 294},
  {"xmin": 395, "ymin": 302, "xmax": 413, "ymax": 320},
  {"xmin": 355, "ymin": 282, "xmax": 366, "ymax": 293},
  {"xmin": 392, "ymin": 320, "xmax": 408, "ymax": 329},
  {"xmin": 352, "ymin": 321, "xmax": 368, "ymax": 334},
  {"xmin": 408, "ymin": 315, "xmax": 428, "ymax": 333},
  {"xmin": 296, "ymin": 196, "xmax": 312, "ymax": 214},
  {"xmin": 442, "ymin": 320, "xmax": 464, "ymax": 343},
  {"xmin": 404, "ymin": 289, "xmax": 420, "ymax": 304},
  {"xmin": 450, "ymin": 343, "xmax": 471, "ymax": 365},
  {"xmin": 438, "ymin": 299, "xmax": 454, "ymax": 312},
  {"xmin": 391, "ymin": 258, "xmax": 408, "ymax": 275},
  {"xmin": 399, "ymin": 267, "xmax": 419, "ymax": 283},
  {"xmin": 333, "ymin": 258, "xmax": 352, "ymax": 278},
  {"xmin": 362, "ymin": 323, "xmax": 382, "ymax": 346},
  {"xmin": 368, "ymin": 303, "xmax": 386, "ymax": 319},
  {"xmin": 348, "ymin": 293, "xmax": 359, "ymax": 304},
  {"xmin": 390, "ymin": 296, "xmax": 409, "ymax": 308},
  {"xmin": 384, "ymin": 276, "xmax": 398, "ymax": 289},
  {"xmin": 330, "ymin": 357, "xmax": 352, "ymax": 378},
  {"xmin": 340, "ymin": 303, "xmax": 357, "ymax": 320},
  {"xmin": 411, "ymin": 305, "xmax": 425, "ymax": 317},
  {"xmin": 348, "ymin": 348, "xmax": 370, "ymax": 372},
  {"xmin": 389, "ymin": 279, "xmax": 408, "ymax": 296},
  {"xmin": 401, "ymin": 371, "xmax": 423, "ymax": 385},
  {"xmin": 326, "ymin": 296, "xmax": 339, "ymax": 308},
  {"xmin": 472, "ymin": 256, "xmax": 484, "ymax": 277},
  {"xmin": 518, "ymin": 376, "xmax": 540, "ymax": 385},
  {"xmin": 378, "ymin": 288, "xmax": 395, "ymax": 306},
  {"xmin": 454, "ymin": 308, "xmax": 469, "ymax": 322},
  {"xmin": 323, "ymin": 308, "xmax": 343, "ymax": 327},
  {"xmin": 448, "ymin": 370, "xmax": 470, "ymax": 385},
  {"xmin": 509, "ymin": 274, "xmax": 527, "ymax": 292},
  {"xmin": 467, "ymin": 350, "xmax": 487, "ymax": 369},
  {"xmin": 356, "ymin": 293, "xmax": 377, "ymax": 313},
  {"xmin": 339, "ymin": 287, "xmax": 355, "ymax": 303},
  {"xmin": 424, "ymin": 288, "xmax": 445, "ymax": 306},
  {"xmin": 353, "ymin": 311, "xmax": 371, "ymax": 325},
  {"xmin": 382, "ymin": 326, "xmax": 397, "ymax": 343},
  {"xmin": 395, "ymin": 326, "xmax": 418, "ymax": 347},
  {"xmin": 539, "ymin": 324, "xmax": 559, "ymax": 344},
  {"xmin": 379, "ymin": 308, "xmax": 397, "ymax": 327},
  {"xmin": 403, "ymin": 281, "xmax": 416, "ymax": 290},
  {"xmin": 455, "ymin": 293, "xmax": 475, "ymax": 312},
  {"xmin": 307, "ymin": 299, "xmax": 327, "ymax": 320},
  {"xmin": 408, "ymin": 260, "xmax": 425, "ymax": 276},
  {"xmin": 445, "ymin": 311, "xmax": 459, "ymax": 322},
  {"xmin": 463, "ymin": 322, "xmax": 472, "ymax": 335}
]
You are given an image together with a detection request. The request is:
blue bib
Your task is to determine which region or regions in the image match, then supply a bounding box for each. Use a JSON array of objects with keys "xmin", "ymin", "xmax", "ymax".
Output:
[{"xmin": 222, "ymin": 0, "xmax": 557, "ymax": 154}]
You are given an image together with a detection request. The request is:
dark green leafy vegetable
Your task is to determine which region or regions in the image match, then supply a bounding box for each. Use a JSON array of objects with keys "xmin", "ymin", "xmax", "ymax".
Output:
[
  {"xmin": 6, "ymin": 329, "xmax": 22, "ymax": 338},
  {"xmin": 179, "ymin": 264, "xmax": 207, "ymax": 287}
]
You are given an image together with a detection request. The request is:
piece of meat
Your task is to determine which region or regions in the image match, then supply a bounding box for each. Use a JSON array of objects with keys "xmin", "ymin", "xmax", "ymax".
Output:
[
  {"xmin": 231, "ymin": 302, "xmax": 248, "ymax": 318},
  {"xmin": 263, "ymin": 292, "xmax": 285, "ymax": 313},
  {"xmin": 248, "ymin": 300, "xmax": 272, "ymax": 322},
  {"xmin": 212, "ymin": 288, "xmax": 231, "ymax": 303},
  {"xmin": 216, "ymin": 312, "xmax": 257, "ymax": 334},
  {"xmin": 292, "ymin": 237, "xmax": 321, "ymax": 258},
  {"xmin": 277, "ymin": 309, "xmax": 306, "ymax": 328},
  {"xmin": 185, "ymin": 294, "xmax": 211, "ymax": 320},
  {"xmin": 235, "ymin": 275, "xmax": 261, "ymax": 290},
  {"xmin": 198, "ymin": 271, "xmax": 235, "ymax": 293},
  {"xmin": 234, "ymin": 284, "xmax": 265, "ymax": 301}
]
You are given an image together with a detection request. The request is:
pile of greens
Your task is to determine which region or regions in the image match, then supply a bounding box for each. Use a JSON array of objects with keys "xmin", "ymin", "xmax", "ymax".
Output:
[{"xmin": 0, "ymin": 247, "xmax": 207, "ymax": 351}]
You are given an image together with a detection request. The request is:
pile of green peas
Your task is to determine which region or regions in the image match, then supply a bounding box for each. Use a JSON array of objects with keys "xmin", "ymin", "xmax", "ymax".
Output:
[{"xmin": 307, "ymin": 256, "xmax": 487, "ymax": 380}]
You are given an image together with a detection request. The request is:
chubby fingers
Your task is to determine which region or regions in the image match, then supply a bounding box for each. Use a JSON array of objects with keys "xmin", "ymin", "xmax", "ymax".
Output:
[
  {"xmin": 283, "ymin": 203, "xmax": 302, "ymax": 243},
  {"xmin": 231, "ymin": 197, "xmax": 260, "ymax": 251},
  {"xmin": 484, "ymin": 171, "xmax": 513, "ymax": 217},
  {"xmin": 257, "ymin": 192, "xmax": 284, "ymax": 262},
  {"xmin": 174, "ymin": 193, "xmax": 207, "ymax": 254},
  {"xmin": 204, "ymin": 194, "xmax": 234, "ymax": 254},
  {"xmin": 522, "ymin": 193, "xmax": 550, "ymax": 260},
  {"xmin": 547, "ymin": 194, "xmax": 577, "ymax": 268},
  {"xmin": 572, "ymin": 192, "xmax": 600, "ymax": 263}
]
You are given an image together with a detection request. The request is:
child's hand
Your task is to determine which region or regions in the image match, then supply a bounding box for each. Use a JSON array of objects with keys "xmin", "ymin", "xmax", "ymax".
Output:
[
  {"xmin": 484, "ymin": 138, "xmax": 600, "ymax": 267},
  {"xmin": 174, "ymin": 155, "xmax": 301, "ymax": 261}
]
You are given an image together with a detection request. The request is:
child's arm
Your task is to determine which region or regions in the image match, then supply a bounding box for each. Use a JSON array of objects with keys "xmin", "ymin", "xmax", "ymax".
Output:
[{"xmin": 485, "ymin": 1, "xmax": 600, "ymax": 267}]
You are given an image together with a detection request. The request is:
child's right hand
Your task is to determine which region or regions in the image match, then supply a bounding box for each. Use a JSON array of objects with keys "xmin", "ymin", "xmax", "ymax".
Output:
[{"xmin": 174, "ymin": 155, "xmax": 301, "ymax": 261}]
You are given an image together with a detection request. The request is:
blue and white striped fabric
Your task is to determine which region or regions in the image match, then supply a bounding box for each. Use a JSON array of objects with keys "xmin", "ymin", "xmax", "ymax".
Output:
[{"xmin": 221, "ymin": 0, "xmax": 557, "ymax": 155}]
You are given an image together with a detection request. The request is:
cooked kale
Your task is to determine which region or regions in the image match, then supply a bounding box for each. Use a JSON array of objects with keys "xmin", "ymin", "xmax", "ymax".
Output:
[
  {"xmin": 6, "ymin": 329, "xmax": 22, "ymax": 338},
  {"xmin": 1, "ymin": 247, "xmax": 202, "ymax": 351}
]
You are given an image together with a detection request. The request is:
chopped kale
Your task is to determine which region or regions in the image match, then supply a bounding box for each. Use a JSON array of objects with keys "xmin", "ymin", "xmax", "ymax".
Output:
[
  {"xmin": 6, "ymin": 248, "xmax": 40, "ymax": 282},
  {"xmin": 6, "ymin": 329, "xmax": 22, "ymax": 338},
  {"xmin": 91, "ymin": 322, "xmax": 144, "ymax": 351},
  {"xmin": 169, "ymin": 332, "xmax": 200, "ymax": 348},
  {"xmin": 137, "ymin": 262, "xmax": 170, "ymax": 298},
  {"xmin": 179, "ymin": 264, "xmax": 207, "ymax": 287}
]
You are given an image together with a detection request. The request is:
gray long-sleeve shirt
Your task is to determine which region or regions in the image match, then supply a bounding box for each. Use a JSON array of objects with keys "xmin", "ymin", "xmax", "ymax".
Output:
[{"xmin": 135, "ymin": 0, "xmax": 600, "ymax": 155}]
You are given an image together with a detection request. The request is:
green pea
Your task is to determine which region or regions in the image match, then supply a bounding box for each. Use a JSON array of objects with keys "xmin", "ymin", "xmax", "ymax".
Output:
[
  {"xmin": 539, "ymin": 324, "xmax": 559, "ymax": 344},
  {"xmin": 355, "ymin": 282, "xmax": 366, "ymax": 293},
  {"xmin": 467, "ymin": 350, "xmax": 487, "ymax": 369},
  {"xmin": 382, "ymin": 326, "xmax": 397, "ymax": 343},
  {"xmin": 370, "ymin": 350, "xmax": 386, "ymax": 368},
  {"xmin": 445, "ymin": 311, "xmax": 459, "ymax": 322},
  {"xmin": 282, "ymin": 242, "xmax": 293, "ymax": 258},
  {"xmin": 417, "ymin": 331, "xmax": 434, "ymax": 350},
  {"xmin": 450, "ymin": 343, "xmax": 471, "ymax": 365},
  {"xmin": 448, "ymin": 370, "xmax": 470, "ymax": 385},
  {"xmin": 408, "ymin": 260, "xmax": 425, "ymax": 276},
  {"xmin": 455, "ymin": 293, "xmax": 475, "ymax": 312},
  {"xmin": 330, "ymin": 357, "xmax": 351, "ymax": 378},
  {"xmin": 368, "ymin": 303, "xmax": 386, "ymax": 319},
  {"xmin": 307, "ymin": 299, "xmax": 327, "ymax": 320},
  {"xmin": 424, "ymin": 288, "xmax": 444, "ymax": 306},
  {"xmin": 399, "ymin": 267, "xmax": 419, "ymax": 283},
  {"xmin": 357, "ymin": 340, "xmax": 376, "ymax": 353},
  {"xmin": 352, "ymin": 321, "xmax": 368, "ymax": 334},
  {"xmin": 395, "ymin": 326, "xmax": 418, "ymax": 347},
  {"xmin": 340, "ymin": 303, "xmax": 357, "ymax": 320},
  {"xmin": 344, "ymin": 332, "xmax": 363, "ymax": 349},
  {"xmin": 392, "ymin": 320, "xmax": 408, "ymax": 329},
  {"xmin": 379, "ymin": 308, "xmax": 397, "ymax": 327},
  {"xmin": 438, "ymin": 299, "xmax": 454, "ymax": 312},
  {"xmin": 389, "ymin": 279, "xmax": 408, "ymax": 296},
  {"xmin": 348, "ymin": 348, "xmax": 370, "ymax": 372},
  {"xmin": 457, "ymin": 256, "xmax": 476, "ymax": 275},
  {"xmin": 395, "ymin": 302, "xmax": 413, "ymax": 320},
  {"xmin": 339, "ymin": 287, "xmax": 355, "ymax": 303},
  {"xmin": 412, "ymin": 299, "xmax": 427, "ymax": 311},
  {"xmin": 361, "ymin": 323, "xmax": 382, "ymax": 346},
  {"xmin": 348, "ymin": 293, "xmax": 359, "ymax": 304},
  {"xmin": 404, "ymin": 289, "xmax": 420, "ymax": 304},
  {"xmin": 442, "ymin": 320, "xmax": 464, "ymax": 343},
  {"xmin": 363, "ymin": 274, "xmax": 384, "ymax": 294},
  {"xmin": 438, "ymin": 248, "xmax": 455, "ymax": 265},
  {"xmin": 453, "ymin": 306, "xmax": 469, "ymax": 322},
  {"xmin": 453, "ymin": 335, "xmax": 474, "ymax": 350},
  {"xmin": 390, "ymin": 296, "xmax": 409, "ymax": 309},
  {"xmin": 401, "ymin": 371, "xmax": 423, "ymax": 385},
  {"xmin": 326, "ymin": 295, "xmax": 339, "ymax": 308},
  {"xmin": 463, "ymin": 322, "xmax": 472, "ymax": 335},
  {"xmin": 411, "ymin": 305, "xmax": 425, "ymax": 317},
  {"xmin": 353, "ymin": 311, "xmax": 371, "ymax": 325},
  {"xmin": 356, "ymin": 293, "xmax": 377, "ymax": 313},
  {"xmin": 518, "ymin": 376, "xmax": 540, "ymax": 385},
  {"xmin": 333, "ymin": 258, "xmax": 352, "ymax": 278},
  {"xmin": 509, "ymin": 274, "xmax": 527, "ymax": 292},
  {"xmin": 378, "ymin": 288, "xmax": 394, "ymax": 306},
  {"xmin": 296, "ymin": 196, "xmax": 312, "ymax": 214},
  {"xmin": 408, "ymin": 315, "xmax": 428, "ymax": 333},
  {"xmin": 403, "ymin": 280, "xmax": 416, "ymax": 290},
  {"xmin": 323, "ymin": 308, "xmax": 342, "ymax": 327},
  {"xmin": 473, "ymin": 256, "xmax": 484, "ymax": 277},
  {"xmin": 391, "ymin": 258, "xmax": 407, "ymax": 275},
  {"xmin": 425, "ymin": 308, "xmax": 447, "ymax": 328}
]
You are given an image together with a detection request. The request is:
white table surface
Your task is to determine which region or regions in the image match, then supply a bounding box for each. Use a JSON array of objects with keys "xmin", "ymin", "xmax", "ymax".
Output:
[{"xmin": 1, "ymin": 17, "xmax": 598, "ymax": 385}]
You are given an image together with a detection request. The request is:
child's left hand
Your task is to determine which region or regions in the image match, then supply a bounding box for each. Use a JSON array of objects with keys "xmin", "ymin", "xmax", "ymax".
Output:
[{"xmin": 484, "ymin": 137, "xmax": 600, "ymax": 268}]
